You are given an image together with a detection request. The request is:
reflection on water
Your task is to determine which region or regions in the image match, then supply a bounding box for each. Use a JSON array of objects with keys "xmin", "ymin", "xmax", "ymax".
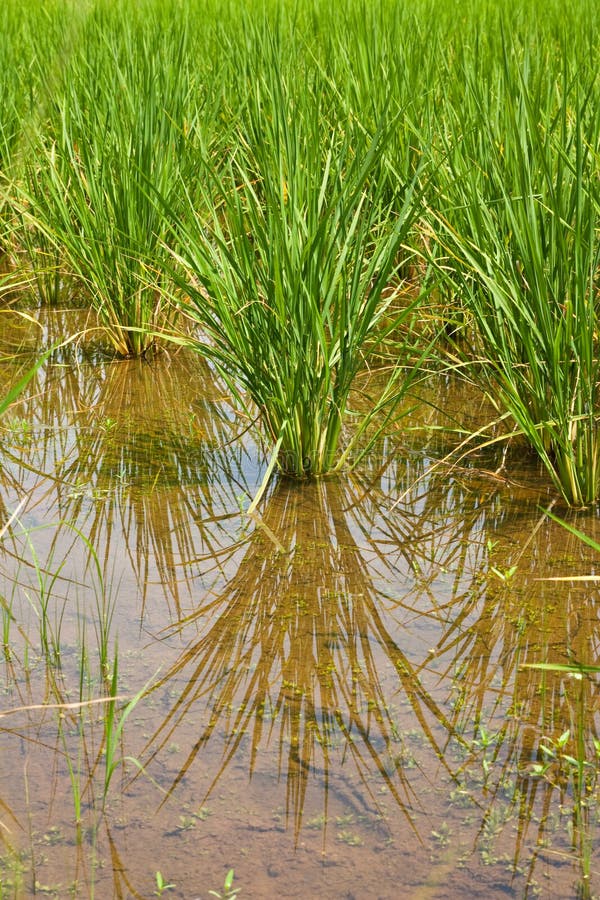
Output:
[
  {"xmin": 142, "ymin": 478, "xmax": 461, "ymax": 840},
  {"xmin": 0, "ymin": 310, "xmax": 600, "ymax": 897},
  {"xmin": 0, "ymin": 312, "xmax": 261, "ymax": 618}
]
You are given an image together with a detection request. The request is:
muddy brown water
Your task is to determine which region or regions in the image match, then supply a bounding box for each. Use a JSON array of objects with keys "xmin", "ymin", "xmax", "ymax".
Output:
[{"xmin": 1, "ymin": 308, "xmax": 600, "ymax": 899}]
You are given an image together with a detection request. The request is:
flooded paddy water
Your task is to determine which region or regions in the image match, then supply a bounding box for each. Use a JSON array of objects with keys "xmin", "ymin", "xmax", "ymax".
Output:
[{"xmin": 1, "ymin": 308, "xmax": 600, "ymax": 899}]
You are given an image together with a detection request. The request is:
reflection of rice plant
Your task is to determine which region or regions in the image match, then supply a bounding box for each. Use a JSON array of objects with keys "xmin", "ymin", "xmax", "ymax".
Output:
[
  {"xmin": 141, "ymin": 479, "xmax": 455, "ymax": 839},
  {"xmin": 522, "ymin": 671, "xmax": 598, "ymax": 900},
  {"xmin": 522, "ymin": 493, "xmax": 600, "ymax": 900}
]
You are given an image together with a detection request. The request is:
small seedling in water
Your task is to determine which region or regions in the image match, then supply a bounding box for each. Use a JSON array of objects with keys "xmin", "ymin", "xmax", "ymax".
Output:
[
  {"xmin": 490, "ymin": 564, "xmax": 517, "ymax": 583},
  {"xmin": 473, "ymin": 726, "xmax": 498, "ymax": 751},
  {"xmin": 154, "ymin": 871, "xmax": 175, "ymax": 896},
  {"xmin": 532, "ymin": 729, "xmax": 590, "ymax": 776},
  {"xmin": 192, "ymin": 806, "xmax": 211, "ymax": 821},
  {"xmin": 208, "ymin": 869, "xmax": 240, "ymax": 899},
  {"xmin": 431, "ymin": 821, "xmax": 451, "ymax": 847},
  {"xmin": 486, "ymin": 539, "xmax": 517, "ymax": 582},
  {"xmin": 306, "ymin": 813, "xmax": 328, "ymax": 830},
  {"xmin": 4, "ymin": 417, "xmax": 32, "ymax": 445},
  {"xmin": 336, "ymin": 829, "xmax": 363, "ymax": 846}
]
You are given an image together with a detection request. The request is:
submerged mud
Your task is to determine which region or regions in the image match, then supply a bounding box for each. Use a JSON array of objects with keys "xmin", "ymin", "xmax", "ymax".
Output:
[{"xmin": 1, "ymin": 310, "xmax": 600, "ymax": 899}]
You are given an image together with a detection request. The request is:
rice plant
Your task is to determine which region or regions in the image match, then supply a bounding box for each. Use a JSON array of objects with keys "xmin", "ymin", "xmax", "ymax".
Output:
[
  {"xmin": 23, "ymin": 6, "xmax": 194, "ymax": 354},
  {"xmin": 0, "ymin": 3, "xmax": 39, "ymax": 258},
  {"xmin": 0, "ymin": 2, "xmax": 74, "ymax": 273},
  {"xmin": 169, "ymin": 40, "xmax": 426, "ymax": 482},
  {"xmin": 432, "ymin": 46, "xmax": 600, "ymax": 505}
]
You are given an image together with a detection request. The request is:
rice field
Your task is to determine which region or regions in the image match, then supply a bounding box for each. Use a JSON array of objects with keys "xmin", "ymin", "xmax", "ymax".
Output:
[{"xmin": 1, "ymin": 1, "xmax": 600, "ymax": 897}]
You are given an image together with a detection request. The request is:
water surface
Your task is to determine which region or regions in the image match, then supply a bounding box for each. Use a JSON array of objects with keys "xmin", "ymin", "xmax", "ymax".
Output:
[{"xmin": 1, "ymin": 308, "xmax": 599, "ymax": 899}]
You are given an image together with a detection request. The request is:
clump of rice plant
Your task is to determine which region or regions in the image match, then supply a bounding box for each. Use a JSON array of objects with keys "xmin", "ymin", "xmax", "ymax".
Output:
[
  {"xmin": 170, "ymin": 49, "xmax": 425, "ymax": 482},
  {"xmin": 432, "ymin": 48, "xmax": 600, "ymax": 505},
  {"xmin": 23, "ymin": 9, "xmax": 193, "ymax": 355},
  {"xmin": 0, "ymin": 88, "xmax": 19, "ymax": 258},
  {"xmin": 0, "ymin": 2, "xmax": 44, "ymax": 257}
]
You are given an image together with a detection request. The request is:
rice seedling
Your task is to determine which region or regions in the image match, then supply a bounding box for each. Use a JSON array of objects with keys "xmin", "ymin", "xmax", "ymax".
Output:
[
  {"xmin": 58, "ymin": 699, "xmax": 89, "ymax": 830},
  {"xmin": 431, "ymin": 44, "xmax": 600, "ymax": 505},
  {"xmin": 21, "ymin": 530, "xmax": 66, "ymax": 667},
  {"xmin": 169, "ymin": 40, "xmax": 427, "ymax": 485},
  {"xmin": 98, "ymin": 659, "xmax": 157, "ymax": 812}
]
